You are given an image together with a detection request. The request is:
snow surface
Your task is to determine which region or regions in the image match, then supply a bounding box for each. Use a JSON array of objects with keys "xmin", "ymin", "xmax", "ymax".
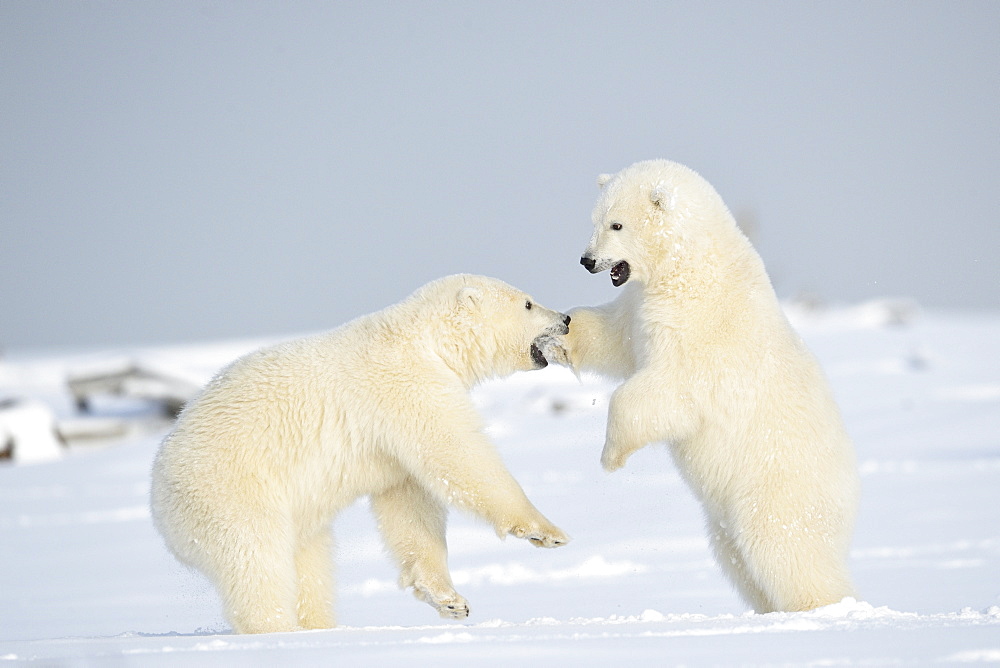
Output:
[{"xmin": 1, "ymin": 303, "xmax": 998, "ymax": 665}]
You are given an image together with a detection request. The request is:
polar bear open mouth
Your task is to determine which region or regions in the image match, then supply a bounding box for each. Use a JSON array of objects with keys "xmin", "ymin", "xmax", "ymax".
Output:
[
  {"xmin": 610, "ymin": 261, "xmax": 631, "ymax": 287},
  {"xmin": 529, "ymin": 342, "xmax": 548, "ymax": 368}
]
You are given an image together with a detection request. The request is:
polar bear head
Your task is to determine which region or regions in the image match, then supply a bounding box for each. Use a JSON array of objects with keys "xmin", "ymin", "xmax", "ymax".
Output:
[
  {"xmin": 581, "ymin": 160, "xmax": 730, "ymax": 288},
  {"xmin": 426, "ymin": 275, "xmax": 571, "ymax": 385}
]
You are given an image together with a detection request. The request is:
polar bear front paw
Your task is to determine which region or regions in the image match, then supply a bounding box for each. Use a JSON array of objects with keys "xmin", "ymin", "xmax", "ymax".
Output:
[
  {"xmin": 600, "ymin": 443, "xmax": 627, "ymax": 472},
  {"xmin": 413, "ymin": 585, "xmax": 471, "ymax": 619},
  {"xmin": 435, "ymin": 595, "xmax": 471, "ymax": 620},
  {"xmin": 509, "ymin": 523, "xmax": 571, "ymax": 548},
  {"xmin": 534, "ymin": 334, "xmax": 570, "ymax": 367}
]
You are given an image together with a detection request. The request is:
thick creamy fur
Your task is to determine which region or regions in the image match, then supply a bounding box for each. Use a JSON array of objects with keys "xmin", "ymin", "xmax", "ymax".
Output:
[
  {"xmin": 566, "ymin": 160, "xmax": 860, "ymax": 613},
  {"xmin": 151, "ymin": 275, "xmax": 570, "ymax": 634}
]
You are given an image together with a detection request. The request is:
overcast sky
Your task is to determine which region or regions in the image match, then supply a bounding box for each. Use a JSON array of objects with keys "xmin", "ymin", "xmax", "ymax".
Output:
[{"xmin": 2, "ymin": 1, "xmax": 997, "ymax": 352}]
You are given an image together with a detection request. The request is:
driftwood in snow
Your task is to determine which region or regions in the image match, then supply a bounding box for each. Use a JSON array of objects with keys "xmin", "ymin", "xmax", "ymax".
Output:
[{"xmin": 67, "ymin": 360, "xmax": 202, "ymax": 417}]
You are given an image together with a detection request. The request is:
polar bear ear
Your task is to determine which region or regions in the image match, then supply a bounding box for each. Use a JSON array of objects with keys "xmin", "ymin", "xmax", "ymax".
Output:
[
  {"xmin": 457, "ymin": 286, "xmax": 482, "ymax": 308},
  {"xmin": 650, "ymin": 183, "xmax": 675, "ymax": 211},
  {"xmin": 597, "ymin": 173, "xmax": 613, "ymax": 189}
]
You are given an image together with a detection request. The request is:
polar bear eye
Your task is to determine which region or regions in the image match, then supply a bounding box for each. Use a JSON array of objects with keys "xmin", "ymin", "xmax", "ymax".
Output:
[
  {"xmin": 525, "ymin": 300, "xmax": 533, "ymax": 310},
  {"xmin": 611, "ymin": 222, "xmax": 623, "ymax": 231}
]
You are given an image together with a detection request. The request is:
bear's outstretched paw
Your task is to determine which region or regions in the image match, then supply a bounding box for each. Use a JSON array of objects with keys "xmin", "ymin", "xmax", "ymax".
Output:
[
  {"xmin": 510, "ymin": 524, "xmax": 571, "ymax": 548},
  {"xmin": 534, "ymin": 334, "xmax": 570, "ymax": 367},
  {"xmin": 527, "ymin": 531, "xmax": 570, "ymax": 548}
]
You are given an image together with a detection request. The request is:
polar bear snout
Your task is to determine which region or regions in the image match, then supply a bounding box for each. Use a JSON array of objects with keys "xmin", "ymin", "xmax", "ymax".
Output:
[
  {"xmin": 581, "ymin": 254, "xmax": 631, "ymax": 287},
  {"xmin": 539, "ymin": 311, "xmax": 571, "ymax": 337},
  {"xmin": 549, "ymin": 314, "xmax": 571, "ymax": 335},
  {"xmin": 580, "ymin": 254, "xmax": 614, "ymax": 274}
]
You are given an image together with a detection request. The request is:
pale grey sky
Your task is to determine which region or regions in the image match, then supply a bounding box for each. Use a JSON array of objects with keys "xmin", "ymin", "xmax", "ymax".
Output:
[{"xmin": 2, "ymin": 1, "xmax": 998, "ymax": 351}]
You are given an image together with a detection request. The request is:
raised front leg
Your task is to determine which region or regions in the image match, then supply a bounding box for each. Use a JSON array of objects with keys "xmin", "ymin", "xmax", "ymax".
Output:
[
  {"xmin": 371, "ymin": 477, "xmax": 469, "ymax": 619},
  {"xmin": 564, "ymin": 299, "xmax": 637, "ymax": 380},
  {"xmin": 554, "ymin": 287, "xmax": 641, "ymax": 379},
  {"xmin": 601, "ymin": 370, "xmax": 699, "ymax": 471},
  {"xmin": 387, "ymin": 402, "xmax": 570, "ymax": 549},
  {"xmin": 436, "ymin": 436, "xmax": 568, "ymax": 546}
]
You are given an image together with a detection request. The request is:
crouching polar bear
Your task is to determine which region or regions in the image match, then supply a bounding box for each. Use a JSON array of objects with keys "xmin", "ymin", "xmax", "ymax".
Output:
[
  {"xmin": 151, "ymin": 275, "xmax": 571, "ymax": 634},
  {"xmin": 563, "ymin": 160, "xmax": 860, "ymax": 613}
]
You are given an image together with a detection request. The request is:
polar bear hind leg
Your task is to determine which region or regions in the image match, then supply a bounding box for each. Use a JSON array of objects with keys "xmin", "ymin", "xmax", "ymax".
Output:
[
  {"xmin": 736, "ymin": 520, "xmax": 856, "ymax": 613},
  {"xmin": 210, "ymin": 518, "xmax": 301, "ymax": 634},
  {"xmin": 294, "ymin": 530, "xmax": 336, "ymax": 629},
  {"xmin": 708, "ymin": 523, "xmax": 775, "ymax": 613}
]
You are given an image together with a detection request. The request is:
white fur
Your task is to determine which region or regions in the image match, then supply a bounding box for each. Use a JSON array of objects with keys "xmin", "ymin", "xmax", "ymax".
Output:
[
  {"xmin": 150, "ymin": 274, "xmax": 570, "ymax": 634},
  {"xmin": 566, "ymin": 160, "xmax": 860, "ymax": 613}
]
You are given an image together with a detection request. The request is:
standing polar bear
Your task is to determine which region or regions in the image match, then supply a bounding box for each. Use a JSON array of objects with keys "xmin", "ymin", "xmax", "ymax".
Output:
[
  {"xmin": 564, "ymin": 160, "xmax": 860, "ymax": 613},
  {"xmin": 151, "ymin": 274, "xmax": 571, "ymax": 634}
]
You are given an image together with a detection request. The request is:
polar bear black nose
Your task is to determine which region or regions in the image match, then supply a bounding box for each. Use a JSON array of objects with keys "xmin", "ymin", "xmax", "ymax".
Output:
[
  {"xmin": 580, "ymin": 256, "xmax": 596, "ymax": 272},
  {"xmin": 563, "ymin": 314, "xmax": 571, "ymax": 326}
]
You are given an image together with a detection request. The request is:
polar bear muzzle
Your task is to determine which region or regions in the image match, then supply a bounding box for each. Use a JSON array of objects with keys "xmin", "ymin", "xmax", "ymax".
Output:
[
  {"xmin": 581, "ymin": 254, "xmax": 631, "ymax": 287},
  {"xmin": 610, "ymin": 261, "xmax": 631, "ymax": 287}
]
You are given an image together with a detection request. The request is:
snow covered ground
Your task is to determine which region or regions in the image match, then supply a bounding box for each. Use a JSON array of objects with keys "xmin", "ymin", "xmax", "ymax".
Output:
[{"xmin": 1, "ymin": 302, "xmax": 998, "ymax": 665}]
